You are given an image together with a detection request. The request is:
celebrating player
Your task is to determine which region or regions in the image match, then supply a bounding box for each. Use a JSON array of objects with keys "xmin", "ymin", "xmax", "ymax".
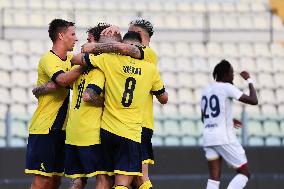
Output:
[{"xmin": 201, "ymin": 60, "xmax": 258, "ymax": 189}]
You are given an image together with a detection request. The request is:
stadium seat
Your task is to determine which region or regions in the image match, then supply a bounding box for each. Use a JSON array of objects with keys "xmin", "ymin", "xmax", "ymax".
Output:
[
  {"xmin": 274, "ymin": 73, "xmax": 284, "ymax": 88},
  {"xmin": 163, "ymin": 119, "xmax": 181, "ymax": 137},
  {"xmin": 0, "ymin": 40, "xmax": 12, "ymax": 55},
  {"xmin": 159, "ymin": 42, "xmax": 176, "ymax": 57},
  {"xmin": 27, "ymin": 103, "xmax": 37, "ymax": 116},
  {"xmin": 176, "ymin": 57, "xmax": 192, "ymax": 73},
  {"xmin": 175, "ymin": 42, "xmax": 190, "ymax": 57},
  {"xmin": 164, "ymin": 16, "xmax": 180, "ymax": 29},
  {"xmin": 28, "ymin": 55, "xmax": 40, "ymax": 70},
  {"xmin": 272, "ymin": 57, "xmax": 284, "ymax": 73},
  {"xmin": 236, "ymin": 3, "xmax": 250, "ymax": 12},
  {"xmin": 11, "ymin": 120, "xmax": 28, "ymax": 138},
  {"xmin": 207, "ymin": 2, "xmax": 221, "ymax": 12},
  {"xmin": 11, "ymin": 88, "xmax": 29, "ymax": 104},
  {"xmin": 159, "ymin": 57, "xmax": 175, "ymax": 72},
  {"xmin": 0, "ymin": 120, "xmax": 5, "ymax": 138},
  {"xmin": 191, "ymin": 43, "xmax": 206, "ymax": 57},
  {"xmin": 10, "ymin": 137, "xmax": 26, "ymax": 147},
  {"xmin": 0, "ymin": 71, "xmax": 11, "ymax": 88},
  {"xmin": 193, "ymin": 73, "xmax": 209, "ymax": 88},
  {"xmin": 253, "ymin": 15, "xmax": 270, "ymax": 30},
  {"xmin": 256, "ymin": 58, "xmax": 274, "ymax": 74},
  {"xmin": 178, "ymin": 104, "xmax": 198, "ymax": 118},
  {"xmin": 0, "ymin": 104, "xmax": 8, "ymax": 120},
  {"xmin": 239, "ymin": 15, "xmax": 254, "ymax": 29},
  {"xmin": 177, "ymin": 88, "xmax": 196, "ymax": 104},
  {"xmin": 265, "ymin": 136, "xmax": 281, "ymax": 146},
  {"xmin": 176, "ymin": 72, "xmax": 194, "ymax": 88},
  {"xmin": 176, "ymin": 1, "xmax": 191, "ymax": 12},
  {"xmin": 161, "ymin": 103, "xmax": 179, "ymax": 118},
  {"xmin": 254, "ymin": 43, "xmax": 271, "ymax": 58},
  {"xmin": 28, "ymin": 0, "xmax": 43, "ymax": 9},
  {"xmin": 180, "ymin": 120, "xmax": 202, "ymax": 137},
  {"xmin": 222, "ymin": 43, "xmax": 239, "ymax": 57},
  {"xmin": 0, "ymin": 88, "xmax": 11, "ymax": 105},
  {"xmin": 256, "ymin": 72, "xmax": 276, "ymax": 89},
  {"xmin": 0, "ymin": 55, "xmax": 13, "ymax": 71},
  {"xmin": 12, "ymin": 55, "xmax": 30, "ymax": 71},
  {"xmin": 191, "ymin": 57, "xmax": 209, "ymax": 73},
  {"xmin": 275, "ymin": 88, "xmax": 284, "ymax": 104},
  {"xmin": 259, "ymin": 89, "xmax": 276, "ymax": 104},
  {"xmin": 181, "ymin": 136, "xmax": 197, "ymax": 146},
  {"xmin": 239, "ymin": 43, "xmax": 255, "ymax": 57},
  {"xmin": 152, "ymin": 136, "xmax": 164, "ymax": 146},
  {"xmin": 13, "ymin": 11, "xmax": 29, "ymax": 27},
  {"xmin": 29, "ymin": 12, "xmax": 45, "ymax": 27},
  {"xmin": 239, "ymin": 57, "xmax": 257, "ymax": 73},
  {"xmin": 248, "ymin": 120, "xmax": 265, "ymax": 137},
  {"xmin": 221, "ymin": 3, "xmax": 236, "ymax": 12},
  {"xmin": 11, "ymin": 71, "xmax": 29, "ymax": 87},
  {"xmin": 164, "ymin": 88, "xmax": 178, "ymax": 105},
  {"xmin": 248, "ymin": 136, "xmax": 264, "ymax": 146},
  {"xmin": 209, "ymin": 14, "xmax": 224, "ymax": 30},
  {"xmin": 271, "ymin": 43, "xmax": 284, "ymax": 57},
  {"xmin": 263, "ymin": 120, "xmax": 281, "ymax": 137},
  {"xmin": 164, "ymin": 136, "xmax": 180, "ymax": 146}
]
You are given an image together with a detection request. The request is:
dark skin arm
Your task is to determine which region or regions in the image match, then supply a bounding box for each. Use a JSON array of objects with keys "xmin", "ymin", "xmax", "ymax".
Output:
[
  {"xmin": 155, "ymin": 92, "xmax": 168, "ymax": 105},
  {"xmin": 81, "ymin": 42, "xmax": 143, "ymax": 59},
  {"xmin": 83, "ymin": 88, "xmax": 104, "ymax": 107},
  {"xmin": 238, "ymin": 71, "xmax": 258, "ymax": 105}
]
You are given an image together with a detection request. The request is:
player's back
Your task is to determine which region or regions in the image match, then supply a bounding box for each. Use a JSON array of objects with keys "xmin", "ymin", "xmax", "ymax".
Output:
[
  {"xmin": 87, "ymin": 53, "xmax": 164, "ymax": 142},
  {"xmin": 201, "ymin": 82, "xmax": 242, "ymax": 146}
]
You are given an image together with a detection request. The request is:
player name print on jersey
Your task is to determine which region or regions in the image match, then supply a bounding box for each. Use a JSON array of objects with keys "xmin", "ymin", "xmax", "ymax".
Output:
[{"xmin": 123, "ymin": 65, "xmax": 142, "ymax": 75}]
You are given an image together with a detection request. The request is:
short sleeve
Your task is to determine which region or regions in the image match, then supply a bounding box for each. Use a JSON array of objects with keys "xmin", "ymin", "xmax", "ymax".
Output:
[
  {"xmin": 226, "ymin": 84, "xmax": 243, "ymax": 100},
  {"xmin": 42, "ymin": 58, "xmax": 65, "ymax": 83},
  {"xmin": 144, "ymin": 47, "xmax": 158, "ymax": 65},
  {"xmin": 84, "ymin": 53, "xmax": 106, "ymax": 70},
  {"xmin": 86, "ymin": 69, "xmax": 105, "ymax": 95},
  {"xmin": 151, "ymin": 67, "xmax": 165, "ymax": 95}
]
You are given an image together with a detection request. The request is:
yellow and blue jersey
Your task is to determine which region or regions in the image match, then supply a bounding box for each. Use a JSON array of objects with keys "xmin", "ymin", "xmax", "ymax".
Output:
[
  {"xmin": 84, "ymin": 53, "xmax": 164, "ymax": 143},
  {"xmin": 65, "ymin": 67, "xmax": 105, "ymax": 146},
  {"xmin": 28, "ymin": 51, "xmax": 72, "ymax": 134}
]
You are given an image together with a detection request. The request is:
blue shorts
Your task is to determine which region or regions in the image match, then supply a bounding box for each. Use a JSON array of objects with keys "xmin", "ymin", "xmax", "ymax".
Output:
[
  {"xmin": 64, "ymin": 144, "xmax": 105, "ymax": 178},
  {"xmin": 100, "ymin": 129, "xmax": 142, "ymax": 176},
  {"xmin": 25, "ymin": 130, "xmax": 65, "ymax": 177},
  {"xmin": 141, "ymin": 127, "xmax": 154, "ymax": 164}
]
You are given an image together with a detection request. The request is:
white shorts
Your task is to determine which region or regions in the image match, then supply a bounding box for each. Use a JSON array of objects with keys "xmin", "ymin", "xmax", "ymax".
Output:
[{"xmin": 203, "ymin": 142, "xmax": 248, "ymax": 169}]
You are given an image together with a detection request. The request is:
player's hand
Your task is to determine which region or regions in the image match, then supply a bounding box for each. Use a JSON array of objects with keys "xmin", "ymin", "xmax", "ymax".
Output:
[
  {"xmin": 233, "ymin": 119, "xmax": 243, "ymax": 129},
  {"xmin": 101, "ymin": 25, "xmax": 120, "ymax": 36},
  {"xmin": 240, "ymin": 71, "xmax": 250, "ymax": 80},
  {"xmin": 81, "ymin": 42, "xmax": 96, "ymax": 53}
]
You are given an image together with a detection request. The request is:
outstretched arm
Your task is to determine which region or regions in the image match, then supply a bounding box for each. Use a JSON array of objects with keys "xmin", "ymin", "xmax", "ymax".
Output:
[
  {"xmin": 32, "ymin": 81, "xmax": 59, "ymax": 98},
  {"xmin": 54, "ymin": 66, "xmax": 85, "ymax": 87},
  {"xmin": 83, "ymin": 88, "xmax": 104, "ymax": 107},
  {"xmin": 81, "ymin": 42, "xmax": 143, "ymax": 59}
]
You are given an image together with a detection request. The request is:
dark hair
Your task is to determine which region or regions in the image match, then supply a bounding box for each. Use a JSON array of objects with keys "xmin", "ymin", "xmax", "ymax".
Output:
[
  {"xmin": 87, "ymin": 23, "xmax": 111, "ymax": 42},
  {"xmin": 130, "ymin": 19, "xmax": 154, "ymax": 37},
  {"xmin": 48, "ymin": 19, "xmax": 75, "ymax": 42},
  {"xmin": 123, "ymin": 31, "xmax": 142, "ymax": 43},
  {"xmin": 213, "ymin": 59, "xmax": 232, "ymax": 81}
]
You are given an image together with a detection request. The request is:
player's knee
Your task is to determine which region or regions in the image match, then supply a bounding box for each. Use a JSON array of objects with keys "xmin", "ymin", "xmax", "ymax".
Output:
[
  {"xmin": 237, "ymin": 164, "xmax": 251, "ymax": 179},
  {"xmin": 71, "ymin": 178, "xmax": 87, "ymax": 189},
  {"xmin": 96, "ymin": 175, "xmax": 113, "ymax": 189},
  {"xmin": 32, "ymin": 175, "xmax": 52, "ymax": 189}
]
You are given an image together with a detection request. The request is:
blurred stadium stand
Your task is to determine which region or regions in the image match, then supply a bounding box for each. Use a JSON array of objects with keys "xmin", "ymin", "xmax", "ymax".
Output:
[{"xmin": 0, "ymin": 0, "xmax": 284, "ymax": 148}]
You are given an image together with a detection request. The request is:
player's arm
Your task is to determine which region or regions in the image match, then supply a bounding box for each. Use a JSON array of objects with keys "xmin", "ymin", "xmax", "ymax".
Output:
[
  {"xmin": 54, "ymin": 66, "xmax": 85, "ymax": 87},
  {"xmin": 71, "ymin": 53, "xmax": 87, "ymax": 66},
  {"xmin": 32, "ymin": 81, "xmax": 59, "ymax": 97},
  {"xmin": 101, "ymin": 25, "xmax": 120, "ymax": 36},
  {"xmin": 81, "ymin": 42, "xmax": 144, "ymax": 59},
  {"xmin": 83, "ymin": 88, "xmax": 104, "ymax": 107},
  {"xmin": 154, "ymin": 90, "xmax": 168, "ymax": 105},
  {"xmin": 238, "ymin": 71, "xmax": 258, "ymax": 105}
]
